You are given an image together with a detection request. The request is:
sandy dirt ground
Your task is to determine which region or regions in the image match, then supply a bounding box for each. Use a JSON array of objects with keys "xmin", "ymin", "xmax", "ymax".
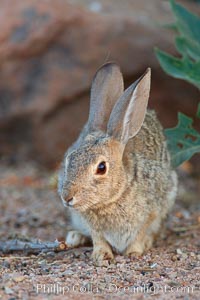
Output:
[{"xmin": 0, "ymin": 161, "xmax": 199, "ymax": 300}]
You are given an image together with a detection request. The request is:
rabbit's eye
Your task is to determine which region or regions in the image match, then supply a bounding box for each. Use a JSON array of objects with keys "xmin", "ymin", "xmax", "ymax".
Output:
[{"xmin": 96, "ymin": 161, "xmax": 106, "ymax": 175}]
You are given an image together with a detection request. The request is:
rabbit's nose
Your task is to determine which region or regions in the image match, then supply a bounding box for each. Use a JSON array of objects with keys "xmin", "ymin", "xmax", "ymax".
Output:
[
  {"xmin": 61, "ymin": 194, "xmax": 74, "ymax": 207},
  {"xmin": 66, "ymin": 197, "xmax": 74, "ymax": 207}
]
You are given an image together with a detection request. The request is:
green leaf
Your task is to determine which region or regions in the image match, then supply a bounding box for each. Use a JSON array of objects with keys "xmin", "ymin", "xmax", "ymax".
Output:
[
  {"xmin": 155, "ymin": 48, "xmax": 200, "ymax": 89},
  {"xmin": 165, "ymin": 112, "xmax": 200, "ymax": 168},
  {"xmin": 175, "ymin": 36, "xmax": 200, "ymax": 61},
  {"xmin": 170, "ymin": 0, "xmax": 200, "ymax": 45},
  {"xmin": 197, "ymin": 103, "xmax": 200, "ymax": 118}
]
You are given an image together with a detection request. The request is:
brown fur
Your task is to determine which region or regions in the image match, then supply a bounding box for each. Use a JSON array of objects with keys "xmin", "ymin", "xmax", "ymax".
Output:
[{"xmin": 58, "ymin": 63, "xmax": 177, "ymax": 266}]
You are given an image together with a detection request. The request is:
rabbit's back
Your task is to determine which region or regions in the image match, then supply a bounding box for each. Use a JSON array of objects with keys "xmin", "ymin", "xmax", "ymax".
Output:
[
  {"xmin": 126, "ymin": 110, "xmax": 169, "ymax": 164},
  {"xmin": 124, "ymin": 109, "xmax": 177, "ymax": 216}
]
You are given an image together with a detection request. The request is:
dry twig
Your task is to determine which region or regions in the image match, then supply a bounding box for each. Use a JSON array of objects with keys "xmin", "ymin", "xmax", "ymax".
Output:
[{"xmin": 0, "ymin": 239, "xmax": 68, "ymax": 255}]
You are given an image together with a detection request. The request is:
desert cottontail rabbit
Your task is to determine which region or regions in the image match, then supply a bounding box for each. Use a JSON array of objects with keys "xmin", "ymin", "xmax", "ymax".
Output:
[{"xmin": 58, "ymin": 63, "xmax": 177, "ymax": 265}]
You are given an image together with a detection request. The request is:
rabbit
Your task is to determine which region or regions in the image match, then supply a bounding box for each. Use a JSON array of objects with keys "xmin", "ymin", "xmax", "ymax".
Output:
[{"xmin": 58, "ymin": 62, "xmax": 177, "ymax": 266}]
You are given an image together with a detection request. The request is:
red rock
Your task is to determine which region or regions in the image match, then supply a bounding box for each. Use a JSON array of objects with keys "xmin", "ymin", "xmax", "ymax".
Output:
[{"xmin": 0, "ymin": 0, "xmax": 199, "ymax": 167}]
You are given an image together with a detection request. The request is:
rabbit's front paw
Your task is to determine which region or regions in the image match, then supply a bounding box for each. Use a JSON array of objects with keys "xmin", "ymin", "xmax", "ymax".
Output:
[
  {"xmin": 92, "ymin": 247, "xmax": 115, "ymax": 266},
  {"xmin": 125, "ymin": 251, "xmax": 143, "ymax": 259},
  {"xmin": 66, "ymin": 230, "xmax": 89, "ymax": 247},
  {"xmin": 124, "ymin": 242, "xmax": 144, "ymax": 258}
]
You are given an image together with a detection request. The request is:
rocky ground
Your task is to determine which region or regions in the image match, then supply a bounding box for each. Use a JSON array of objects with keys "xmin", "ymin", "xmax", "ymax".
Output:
[{"xmin": 0, "ymin": 161, "xmax": 199, "ymax": 300}]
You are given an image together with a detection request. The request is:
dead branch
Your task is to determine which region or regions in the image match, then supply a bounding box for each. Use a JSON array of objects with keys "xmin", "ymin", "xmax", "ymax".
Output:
[{"xmin": 0, "ymin": 239, "xmax": 68, "ymax": 255}]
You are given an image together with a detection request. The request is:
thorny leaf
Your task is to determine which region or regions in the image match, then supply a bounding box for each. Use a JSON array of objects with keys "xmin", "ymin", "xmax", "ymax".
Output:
[
  {"xmin": 165, "ymin": 111, "xmax": 200, "ymax": 167},
  {"xmin": 170, "ymin": 0, "xmax": 200, "ymax": 45},
  {"xmin": 155, "ymin": 48, "xmax": 200, "ymax": 89}
]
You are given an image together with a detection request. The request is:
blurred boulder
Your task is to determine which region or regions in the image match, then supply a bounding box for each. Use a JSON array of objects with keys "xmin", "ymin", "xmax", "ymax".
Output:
[{"xmin": 0, "ymin": 0, "xmax": 199, "ymax": 167}]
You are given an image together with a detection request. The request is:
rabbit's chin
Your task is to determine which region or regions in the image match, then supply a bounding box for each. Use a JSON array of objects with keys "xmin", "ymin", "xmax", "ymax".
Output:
[{"xmin": 68, "ymin": 198, "xmax": 107, "ymax": 213}]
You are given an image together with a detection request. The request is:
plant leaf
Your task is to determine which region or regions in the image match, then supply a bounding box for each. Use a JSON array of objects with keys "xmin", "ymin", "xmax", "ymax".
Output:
[
  {"xmin": 155, "ymin": 48, "xmax": 200, "ymax": 89},
  {"xmin": 175, "ymin": 36, "xmax": 200, "ymax": 61},
  {"xmin": 165, "ymin": 112, "xmax": 200, "ymax": 168},
  {"xmin": 170, "ymin": 0, "xmax": 200, "ymax": 45}
]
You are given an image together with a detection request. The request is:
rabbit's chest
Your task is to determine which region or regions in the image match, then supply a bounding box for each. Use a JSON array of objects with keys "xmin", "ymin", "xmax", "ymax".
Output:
[
  {"xmin": 70, "ymin": 210, "xmax": 90, "ymax": 236},
  {"xmin": 104, "ymin": 228, "xmax": 137, "ymax": 254}
]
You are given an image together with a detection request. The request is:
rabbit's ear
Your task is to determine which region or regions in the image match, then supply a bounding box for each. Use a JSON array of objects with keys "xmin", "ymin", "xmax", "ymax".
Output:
[
  {"xmin": 107, "ymin": 68, "xmax": 151, "ymax": 144},
  {"xmin": 88, "ymin": 63, "xmax": 124, "ymax": 132}
]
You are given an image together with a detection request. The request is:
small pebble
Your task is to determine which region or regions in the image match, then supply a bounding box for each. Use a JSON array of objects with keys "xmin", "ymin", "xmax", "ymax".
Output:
[
  {"xmin": 171, "ymin": 255, "xmax": 178, "ymax": 261},
  {"xmin": 4, "ymin": 287, "xmax": 14, "ymax": 295},
  {"xmin": 168, "ymin": 281, "xmax": 180, "ymax": 287},
  {"xmin": 150, "ymin": 262, "xmax": 157, "ymax": 268},
  {"xmin": 62, "ymin": 270, "xmax": 74, "ymax": 276},
  {"xmin": 176, "ymin": 248, "xmax": 183, "ymax": 255},
  {"xmin": 13, "ymin": 276, "xmax": 25, "ymax": 283},
  {"xmin": 2, "ymin": 260, "xmax": 10, "ymax": 268}
]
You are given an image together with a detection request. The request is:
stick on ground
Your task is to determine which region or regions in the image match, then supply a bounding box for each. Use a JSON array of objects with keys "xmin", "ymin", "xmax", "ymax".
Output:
[{"xmin": 0, "ymin": 239, "xmax": 68, "ymax": 255}]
